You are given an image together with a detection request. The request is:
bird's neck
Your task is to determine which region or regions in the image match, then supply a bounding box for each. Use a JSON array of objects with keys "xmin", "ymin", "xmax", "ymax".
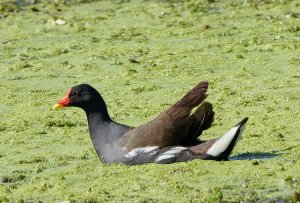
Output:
[
  {"xmin": 86, "ymin": 110, "xmax": 109, "ymax": 127},
  {"xmin": 84, "ymin": 110, "xmax": 111, "ymax": 162},
  {"xmin": 84, "ymin": 93, "xmax": 111, "ymax": 122},
  {"xmin": 82, "ymin": 96, "xmax": 112, "ymax": 159},
  {"xmin": 84, "ymin": 99, "xmax": 112, "ymax": 141},
  {"xmin": 86, "ymin": 108, "xmax": 110, "ymax": 123}
]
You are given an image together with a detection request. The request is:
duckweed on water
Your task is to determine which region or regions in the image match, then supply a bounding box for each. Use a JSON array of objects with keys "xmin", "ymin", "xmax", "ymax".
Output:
[{"xmin": 0, "ymin": 0, "xmax": 300, "ymax": 202}]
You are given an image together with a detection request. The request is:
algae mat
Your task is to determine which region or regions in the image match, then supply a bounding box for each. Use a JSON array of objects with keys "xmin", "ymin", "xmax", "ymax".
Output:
[{"xmin": 0, "ymin": 0, "xmax": 299, "ymax": 202}]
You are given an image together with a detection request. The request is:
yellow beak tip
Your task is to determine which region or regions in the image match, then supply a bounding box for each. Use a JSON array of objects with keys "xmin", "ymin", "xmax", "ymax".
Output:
[{"xmin": 52, "ymin": 103, "xmax": 63, "ymax": 110}]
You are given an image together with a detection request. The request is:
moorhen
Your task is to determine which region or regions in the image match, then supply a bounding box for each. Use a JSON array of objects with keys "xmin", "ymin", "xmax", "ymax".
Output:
[{"xmin": 53, "ymin": 81, "xmax": 248, "ymax": 165}]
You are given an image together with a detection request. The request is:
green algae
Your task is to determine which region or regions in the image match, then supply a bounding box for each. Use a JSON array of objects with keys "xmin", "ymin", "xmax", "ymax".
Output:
[{"xmin": 1, "ymin": 0, "xmax": 300, "ymax": 202}]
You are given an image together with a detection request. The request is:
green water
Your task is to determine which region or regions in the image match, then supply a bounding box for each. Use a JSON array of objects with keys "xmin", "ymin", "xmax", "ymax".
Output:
[{"xmin": 0, "ymin": 0, "xmax": 299, "ymax": 202}]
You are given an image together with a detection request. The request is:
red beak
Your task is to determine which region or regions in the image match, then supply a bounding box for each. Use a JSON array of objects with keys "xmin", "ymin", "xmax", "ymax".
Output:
[{"xmin": 52, "ymin": 89, "xmax": 71, "ymax": 110}]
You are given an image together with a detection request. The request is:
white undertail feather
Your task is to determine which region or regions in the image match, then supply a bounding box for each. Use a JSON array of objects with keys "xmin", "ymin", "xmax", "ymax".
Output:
[
  {"xmin": 124, "ymin": 146, "xmax": 159, "ymax": 160},
  {"xmin": 154, "ymin": 146, "xmax": 187, "ymax": 163},
  {"xmin": 206, "ymin": 122, "xmax": 246, "ymax": 157}
]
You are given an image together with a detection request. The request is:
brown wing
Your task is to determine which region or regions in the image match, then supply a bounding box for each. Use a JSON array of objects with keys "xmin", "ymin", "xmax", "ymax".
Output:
[
  {"xmin": 119, "ymin": 81, "xmax": 209, "ymax": 151},
  {"xmin": 179, "ymin": 101, "xmax": 215, "ymax": 146}
]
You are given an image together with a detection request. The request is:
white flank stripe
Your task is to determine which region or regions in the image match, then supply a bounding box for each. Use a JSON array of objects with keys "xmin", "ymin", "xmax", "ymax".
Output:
[
  {"xmin": 124, "ymin": 151, "xmax": 137, "ymax": 159},
  {"xmin": 143, "ymin": 146, "xmax": 159, "ymax": 153},
  {"xmin": 163, "ymin": 149, "xmax": 183, "ymax": 156},
  {"xmin": 155, "ymin": 154, "xmax": 175, "ymax": 163},
  {"xmin": 149, "ymin": 151, "xmax": 158, "ymax": 156},
  {"xmin": 160, "ymin": 146, "xmax": 187, "ymax": 156},
  {"xmin": 126, "ymin": 148, "xmax": 141, "ymax": 156},
  {"xmin": 170, "ymin": 146, "xmax": 187, "ymax": 151},
  {"xmin": 124, "ymin": 146, "xmax": 159, "ymax": 160}
]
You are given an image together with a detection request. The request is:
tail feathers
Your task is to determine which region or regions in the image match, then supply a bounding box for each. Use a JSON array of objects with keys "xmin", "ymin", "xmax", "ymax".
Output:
[
  {"xmin": 180, "ymin": 102, "xmax": 215, "ymax": 145},
  {"xmin": 205, "ymin": 117, "xmax": 248, "ymax": 160}
]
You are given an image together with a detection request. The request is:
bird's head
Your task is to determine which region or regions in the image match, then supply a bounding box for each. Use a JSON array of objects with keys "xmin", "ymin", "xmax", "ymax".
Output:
[{"xmin": 53, "ymin": 84, "xmax": 100, "ymax": 110}]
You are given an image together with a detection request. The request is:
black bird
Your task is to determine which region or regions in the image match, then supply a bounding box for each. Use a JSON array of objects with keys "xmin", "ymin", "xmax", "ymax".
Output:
[{"xmin": 53, "ymin": 81, "xmax": 248, "ymax": 165}]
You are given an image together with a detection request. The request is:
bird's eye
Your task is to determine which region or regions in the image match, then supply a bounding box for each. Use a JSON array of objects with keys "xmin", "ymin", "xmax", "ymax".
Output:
[{"xmin": 75, "ymin": 90, "xmax": 81, "ymax": 96}]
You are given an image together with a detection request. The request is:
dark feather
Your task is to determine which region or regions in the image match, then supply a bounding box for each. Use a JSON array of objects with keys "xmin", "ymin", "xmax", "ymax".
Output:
[
  {"xmin": 180, "ymin": 102, "xmax": 215, "ymax": 145},
  {"xmin": 119, "ymin": 81, "xmax": 209, "ymax": 150}
]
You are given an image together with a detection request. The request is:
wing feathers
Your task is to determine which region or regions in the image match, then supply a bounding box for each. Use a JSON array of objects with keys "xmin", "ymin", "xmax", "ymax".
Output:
[
  {"xmin": 165, "ymin": 80, "xmax": 209, "ymax": 123},
  {"xmin": 173, "ymin": 81, "xmax": 208, "ymax": 109},
  {"xmin": 179, "ymin": 102, "xmax": 215, "ymax": 145},
  {"xmin": 120, "ymin": 81, "xmax": 211, "ymax": 150}
]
